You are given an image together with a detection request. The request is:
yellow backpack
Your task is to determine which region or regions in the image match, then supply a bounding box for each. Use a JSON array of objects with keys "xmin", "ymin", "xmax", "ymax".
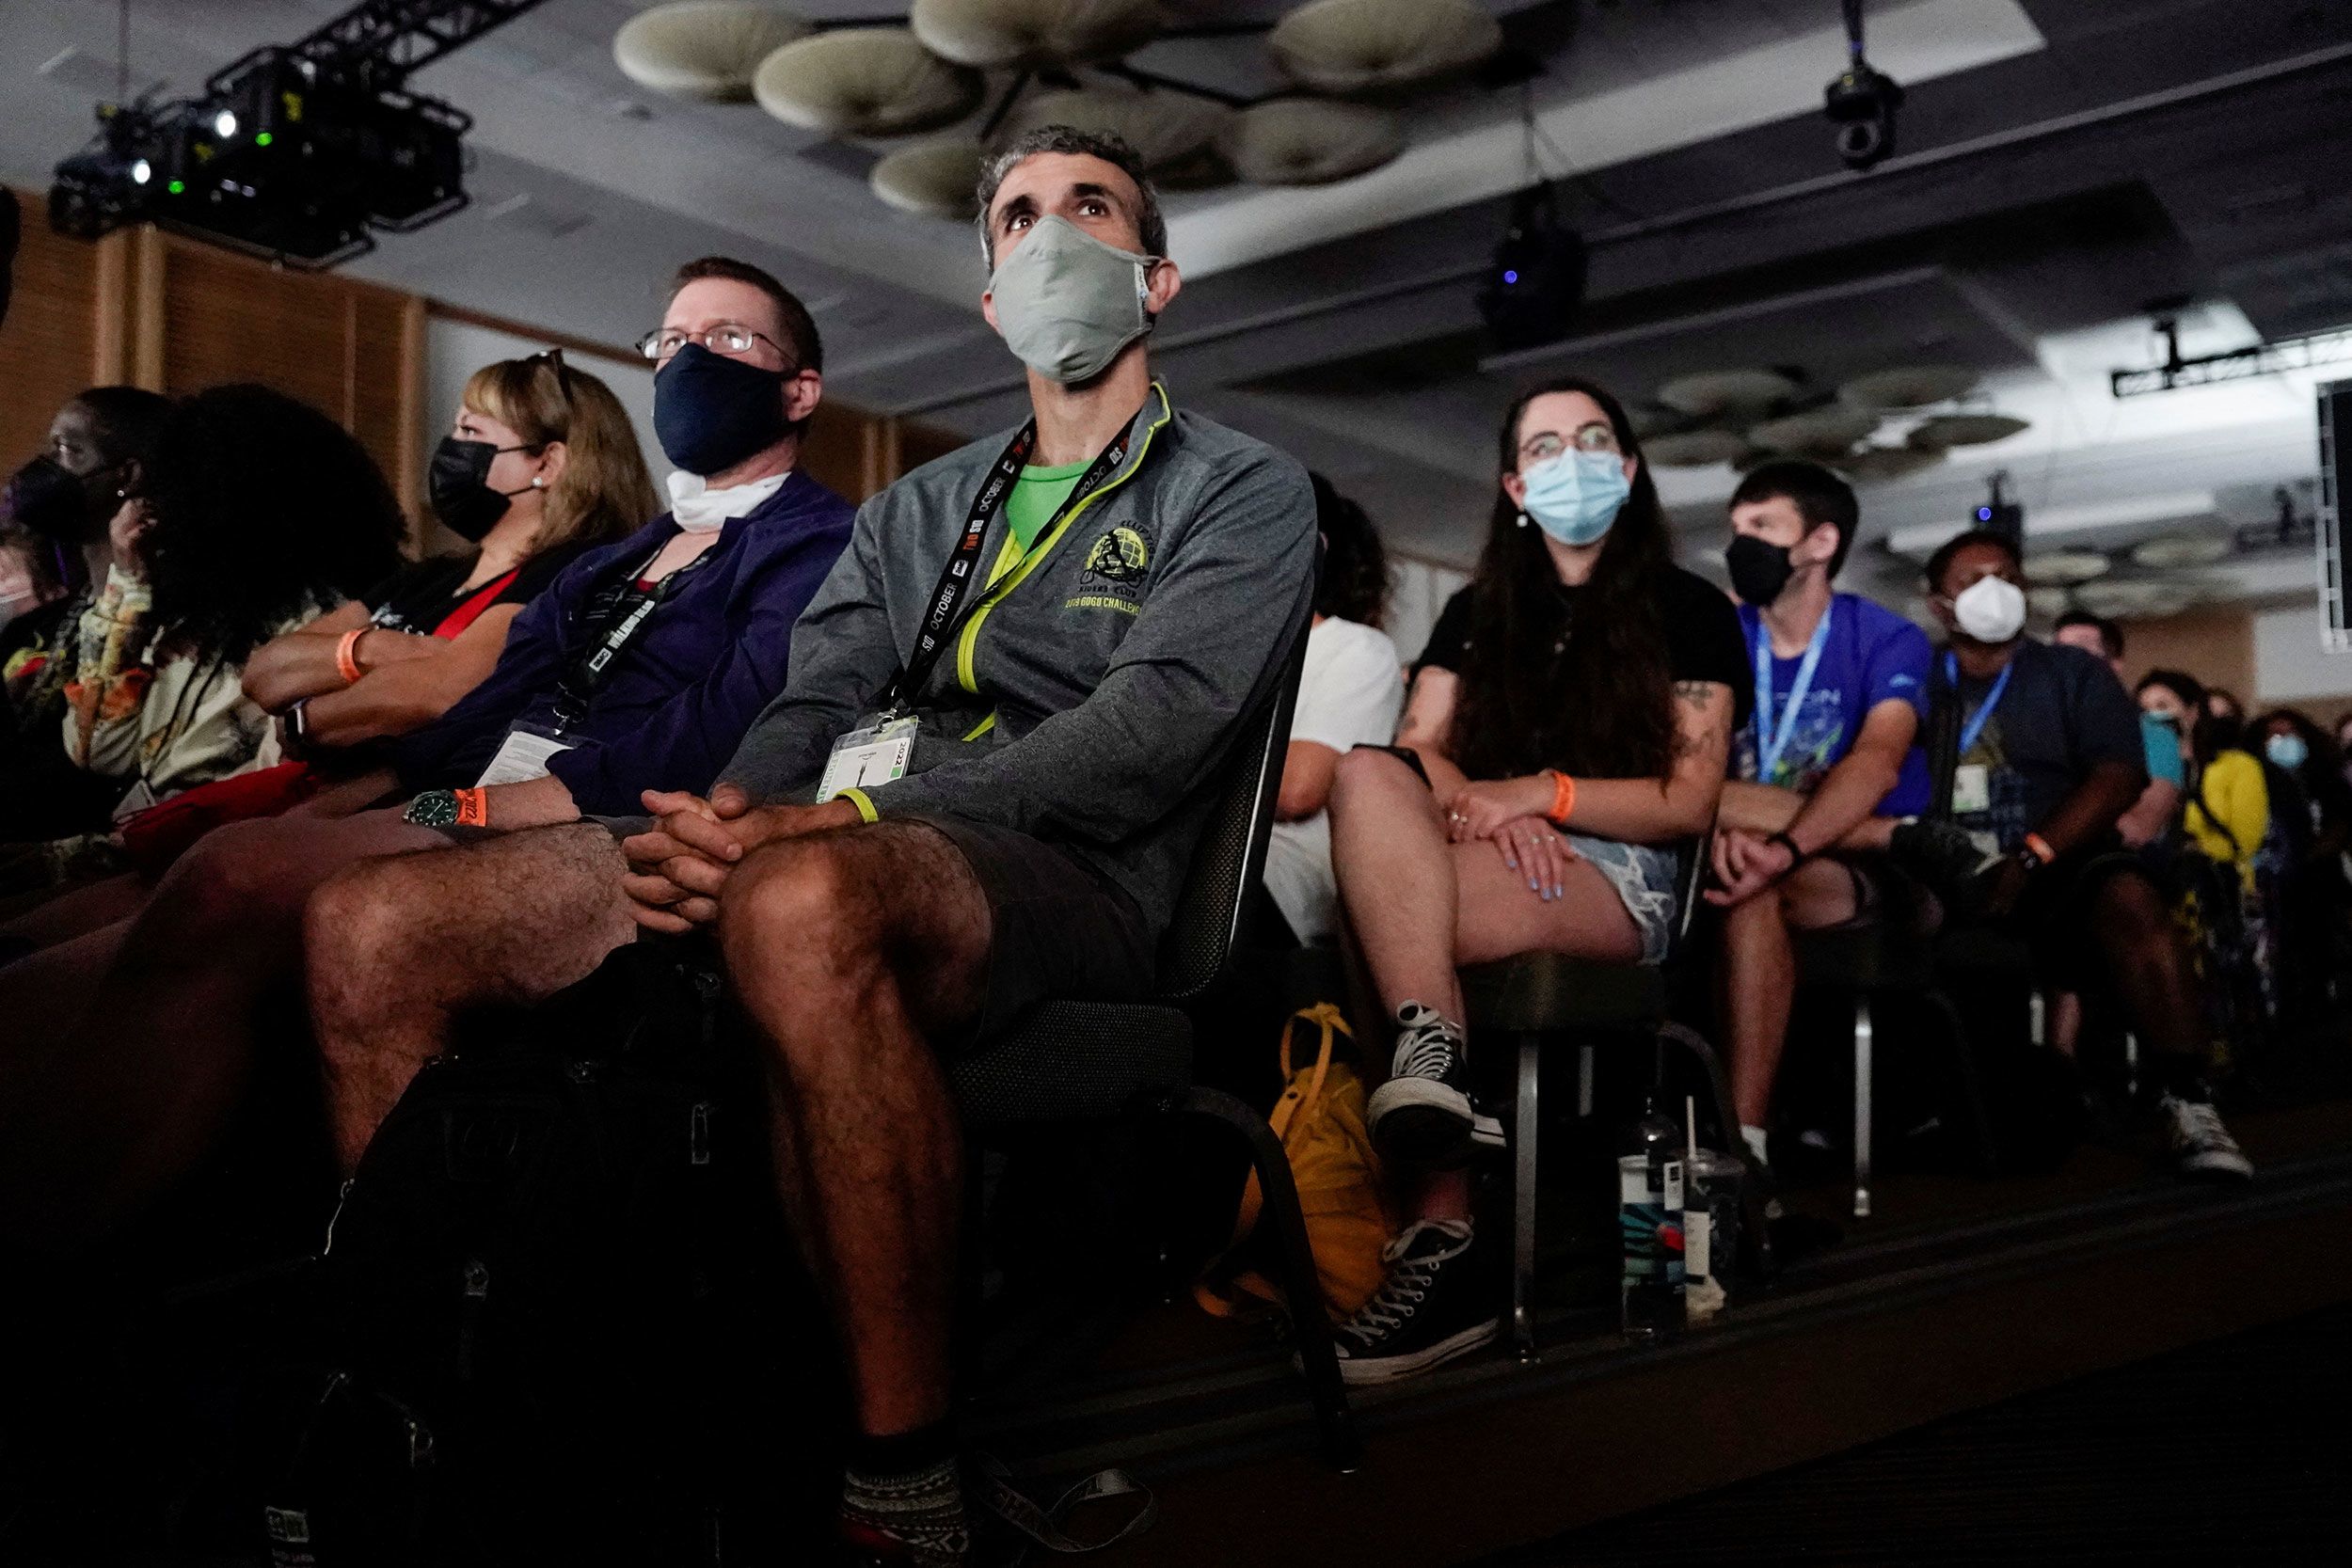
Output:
[{"xmin": 1195, "ymin": 1004, "xmax": 1394, "ymax": 1325}]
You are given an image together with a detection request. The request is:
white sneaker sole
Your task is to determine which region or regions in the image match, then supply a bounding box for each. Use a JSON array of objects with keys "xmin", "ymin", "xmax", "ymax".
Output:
[
  {"xmin": 1367, "ymin": 1079, "xmax": 1503, "ymax": 1154},
  {"xmin": 2177, "ymin": 1149, "xmax": 2254, "ymax": 1180},
  {"xmin": 1333, "ymin": 1318, "xmax": 1499, "ymax": 1385}
]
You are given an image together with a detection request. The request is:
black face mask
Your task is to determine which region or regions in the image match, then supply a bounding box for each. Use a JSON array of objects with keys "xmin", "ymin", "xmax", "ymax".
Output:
[
  {"xmin": 427, "ymin": 436, "xmax": 532, "ymax": 543},
  {"xmin": 653, "ymin": 342, "xmax": 791, "ymax": 477},
  {"xmin": 1725, "ymin": 534, "xmax": 1797, "ymax": 607},
  {"xmin": 5, "ymin": 455, "xmax": 109, "ymax": 543}
]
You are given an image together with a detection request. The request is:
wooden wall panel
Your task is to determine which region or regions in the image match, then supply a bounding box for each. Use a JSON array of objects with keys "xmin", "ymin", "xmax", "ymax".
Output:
[
  {"xmin": 0, "ymin": 188, "xmax": 102, "ymax": 467},
  {"xmin": 2120, "ymin": 606, "xmax": 2257, "ymax": 709}
]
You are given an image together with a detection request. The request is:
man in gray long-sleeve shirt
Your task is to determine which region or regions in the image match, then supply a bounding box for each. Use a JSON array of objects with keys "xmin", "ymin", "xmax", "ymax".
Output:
[{"xmin": 625, "ymin": 129, "xmax": 1313, "ymax": 1558}]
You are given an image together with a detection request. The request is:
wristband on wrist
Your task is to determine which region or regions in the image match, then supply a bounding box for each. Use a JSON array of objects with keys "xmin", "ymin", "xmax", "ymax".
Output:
[
  {"xmin": 1768, "ymin": 830, "xmax": 1805, "ymax": 863},
  {"xmin": 334, "ymin": 627, "xmax": 366, "ymax": 686},
  {"xmin": 2022, "ymin": 832, "xmax": 2057, "ymax": 866},
  {"xmin": 453, "ymin": 787, "xmax": 488, "ymax": 828},
  {"xmin": 1545, "ymin": 768, "xmax": 1577, "ymax": 825}
]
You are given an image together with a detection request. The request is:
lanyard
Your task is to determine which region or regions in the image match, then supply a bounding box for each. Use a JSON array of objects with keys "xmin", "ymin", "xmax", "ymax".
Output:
[
  {"xmin": 1945, "ymin": 650, "xmax": 2016, "ymax": 756},
  {"xmin": 1752, "ymin": 603, "xmax": 1834, "ymax": 782},
  {"xmin": 550, "ymin": 547, "xmax": 712, "ymax": 727},
  {"xmin": 880, "ymin": 415, "xmax": 1133, "ymax": 716}
]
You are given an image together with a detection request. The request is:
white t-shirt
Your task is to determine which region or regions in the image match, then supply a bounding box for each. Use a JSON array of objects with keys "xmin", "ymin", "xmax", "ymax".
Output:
[{"xmin": 1263, "ymin": 616, "xmax": 1405, "ymax": 944}]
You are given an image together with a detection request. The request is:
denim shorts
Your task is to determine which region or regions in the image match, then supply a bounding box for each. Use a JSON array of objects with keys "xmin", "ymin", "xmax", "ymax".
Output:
[{"xmin": 1565, "ymin": 832, "xmax": 1681, "ymax": 964}]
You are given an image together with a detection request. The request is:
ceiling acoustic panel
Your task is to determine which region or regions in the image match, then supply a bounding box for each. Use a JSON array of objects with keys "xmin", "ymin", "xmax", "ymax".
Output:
[{"xmin": 612, "ymin": 3, "xmax": 811, "ymax": 103}]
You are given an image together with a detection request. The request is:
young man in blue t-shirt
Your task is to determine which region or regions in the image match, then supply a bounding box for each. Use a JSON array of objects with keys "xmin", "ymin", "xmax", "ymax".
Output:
[{"xmin": 1706, "ymin": 462, "xmax": 1931, "ymax": 1168}]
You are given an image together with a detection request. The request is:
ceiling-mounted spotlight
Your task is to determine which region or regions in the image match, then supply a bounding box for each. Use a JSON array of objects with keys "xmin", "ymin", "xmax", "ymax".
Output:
[
  {"xmin": 1973, "ymin": 469, "xmax": 2024, "ymax": 545},
  {"xmin": 1477, "ymin": 182, "xmax": 1586, "ymax": 353},
  {"xmin": 1825, "ymin": 0, "xmax": 1903, "ymax": 171}
]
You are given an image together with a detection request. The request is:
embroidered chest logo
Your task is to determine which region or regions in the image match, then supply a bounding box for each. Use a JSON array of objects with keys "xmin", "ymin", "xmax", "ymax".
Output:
[{"xmin": 1068, "ymin": 525, "xmax": 1149, "ymax": 616}]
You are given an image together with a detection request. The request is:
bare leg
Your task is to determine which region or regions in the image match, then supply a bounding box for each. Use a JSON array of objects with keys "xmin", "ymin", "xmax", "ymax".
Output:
[
  {"xmin": 1329, "ymin": 748, "xmax": 1473, "ymax": 1024},
  {"xmin": 0, "ymin": 808, "xmax": 438, "ymax": 1244},
  {"xmin": 2089, "ymin": 871, "xmax": 2209, "ymax": 1076},
  {"xmin": 307, "ymin": 822, "xmax": 639, "ymax": 1175},
  {"xmin": 0, "ymin": 871, "xmax": 152, "ymax": 950},
  {"xmin": 1718, "ymin": 859, "xmax": 1858, "ymax": 1131},
  {"xmin": 718, "ymin": 822, "xmax": 991, "ymax": 1440}
]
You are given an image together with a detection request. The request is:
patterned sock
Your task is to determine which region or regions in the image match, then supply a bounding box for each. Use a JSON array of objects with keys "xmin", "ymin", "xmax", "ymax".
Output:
[{"xmin": 840, "ymin": 1453, "xmax": 970, "ymax": 1566}]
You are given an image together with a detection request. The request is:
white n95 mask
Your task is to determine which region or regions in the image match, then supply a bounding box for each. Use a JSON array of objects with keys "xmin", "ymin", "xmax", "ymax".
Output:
[{"xmin": 1952, "ymin": 574, "xmax": 2027, "ymax": 643}]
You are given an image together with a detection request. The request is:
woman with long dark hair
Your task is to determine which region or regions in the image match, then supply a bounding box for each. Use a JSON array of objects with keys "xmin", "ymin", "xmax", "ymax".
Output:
[{"xmin": 1321, "ymin": 376, "xmax": 1746, "ymax": 1382}]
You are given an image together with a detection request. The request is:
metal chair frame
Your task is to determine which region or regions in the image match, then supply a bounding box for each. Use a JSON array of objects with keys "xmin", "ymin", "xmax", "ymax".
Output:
[
  {"xmin": 946, "ymin": 628, "xmax": 1363, "ymax": 1470},
  {"xmin": 1462, "ymin": 830, "xmax": 1770, "ymax": 1362}
]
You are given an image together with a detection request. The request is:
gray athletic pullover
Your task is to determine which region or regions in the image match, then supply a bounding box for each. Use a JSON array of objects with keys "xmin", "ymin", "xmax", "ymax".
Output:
[{"xmin": 717, "ymin": 382, "xmax": 1317, "ymax": 942}]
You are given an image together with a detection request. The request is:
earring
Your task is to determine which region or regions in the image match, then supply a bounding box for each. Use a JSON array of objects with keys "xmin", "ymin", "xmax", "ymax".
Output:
[
  {"xmin": 1516, "ymin": 512, "xmax": 1529, "ymax": 529},
  {"xmin": 531, "ymin": 476, "xmax": 546, "ymax": 488}
]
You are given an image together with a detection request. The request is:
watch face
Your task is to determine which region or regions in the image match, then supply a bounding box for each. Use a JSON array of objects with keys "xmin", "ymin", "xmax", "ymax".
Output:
[{"xmin": 403, "ymin": 790, "xmax": 460, "ymax": 829}]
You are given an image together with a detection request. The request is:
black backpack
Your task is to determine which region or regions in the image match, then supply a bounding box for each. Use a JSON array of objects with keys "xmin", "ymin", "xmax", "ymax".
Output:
[{"xmin": 259, "ymin": 942, "xmax": 830, "ymax": 1567}]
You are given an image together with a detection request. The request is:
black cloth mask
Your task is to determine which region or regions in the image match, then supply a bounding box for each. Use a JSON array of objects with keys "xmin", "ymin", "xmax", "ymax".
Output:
[
  {"xmin": 5, "ymin": 454, "xmax": 109, "ymax": 543},
  {"xmin": 1725, "ymin": 533, "xmax": 1797, "ymax": 607},
  {"xmin": 427, "ymin": 436, "xmax": 532, "ymax": 543},
  {"xmin": 653, "ymin": 342, "xmax": 791, "ymax": 476}
]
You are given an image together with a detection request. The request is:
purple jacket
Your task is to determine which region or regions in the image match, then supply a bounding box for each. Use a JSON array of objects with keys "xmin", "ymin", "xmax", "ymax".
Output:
[{"xmin": 390, "ymin": 473, "xmax": 854, "ymax": 814}]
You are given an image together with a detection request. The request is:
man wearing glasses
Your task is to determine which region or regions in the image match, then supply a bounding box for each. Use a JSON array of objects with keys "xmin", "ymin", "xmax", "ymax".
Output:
[{"xmin": 0, "ymin": 257, "xmax": 856, "ymax": 1248}]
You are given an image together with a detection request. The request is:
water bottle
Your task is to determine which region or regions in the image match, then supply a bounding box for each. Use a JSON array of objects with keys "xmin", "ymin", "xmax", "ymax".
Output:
[{"xmin": 1618, "ymin": 1089, "xmax": 1687, "ymax": 1339}]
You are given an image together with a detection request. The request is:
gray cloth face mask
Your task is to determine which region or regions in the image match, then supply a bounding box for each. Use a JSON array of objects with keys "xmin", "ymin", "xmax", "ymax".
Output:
[{"xmin": 988, "ymin": 215, "xmax": 1157, "ymax": 386}]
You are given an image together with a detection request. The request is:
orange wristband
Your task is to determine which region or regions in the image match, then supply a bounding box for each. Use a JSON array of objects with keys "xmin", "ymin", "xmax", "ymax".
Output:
[
  {"xmin": 453, "ymin": 787, "xmax": 488, "ymax": 828},
  {"xmin": 334, "ymin": 627, "xmax": 366, "ymax": 686},
  {"xmin": 2023, "ymin": 832, "xmax": 2057, "ymax": 865},
  {"xmin": 1546, "ymin": 768, "xmax": 1577, "ymax": 825}
]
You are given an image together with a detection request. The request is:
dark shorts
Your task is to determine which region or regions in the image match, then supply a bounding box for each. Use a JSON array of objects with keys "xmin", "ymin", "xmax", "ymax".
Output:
[
  {"xmin": 1824, "ymin": 853, "xmax": 1931, "ymax": 935},
  {"xmin": 910, "ymin": 814, "xmax": 1157, "ymax": 1049},
  {"xmin": 2000, "ymin": 847, "xmax": 2150, "ymax": 989}
]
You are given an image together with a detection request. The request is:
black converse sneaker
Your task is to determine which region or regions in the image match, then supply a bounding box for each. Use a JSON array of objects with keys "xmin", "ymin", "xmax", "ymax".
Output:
[
  {"xmin": 1331, "ymin": 1219, "xmax": 1498, "ymax": 1384},
  {"xmin": 1366, "ymin": 1004, "xmax": 1501, "ymax": 1167},
  {"xmin": 1888, "ymin": 817, "xmax": 2002, "ymax": 914},
  {"xmin": 2159, "ymin": 1093, "xmax": 2253, "ymax": 1181}
]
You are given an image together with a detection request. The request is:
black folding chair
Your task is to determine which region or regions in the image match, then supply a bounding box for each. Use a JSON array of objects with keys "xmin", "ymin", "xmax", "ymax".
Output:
[
  {"xmin": 1458, "ymin": 833, "xmax": 1769, "ymax": 1361},
  {"xmin": 943, "ymin": 628, "xmax": 1363, "ymax": 1470}
]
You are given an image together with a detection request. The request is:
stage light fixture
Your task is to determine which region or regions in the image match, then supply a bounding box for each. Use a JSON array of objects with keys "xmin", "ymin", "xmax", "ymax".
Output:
[
  {"xmin": 1824, "ymin": 1, "xmax": 1903, "ymax": 172},
  {"xmin": 1973, "ymin": 470, "xmax": 2024, "ymax": 546},
  {"xmin": 1478, "ymin": 182, "xmax": 1587, "ymax": 354}
]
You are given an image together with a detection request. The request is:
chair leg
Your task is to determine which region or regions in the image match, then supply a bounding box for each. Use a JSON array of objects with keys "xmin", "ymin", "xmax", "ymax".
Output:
[
  {"xmin": 1655, "ymin": 1021, "xmax": 1773, "ymax": 1277},
  {"xmin": 1923, "ymin": 989, "xmax": 2001, "ymax": 1176},
  {"xmin": 1155, "ymin": 1086, "xmax": 1361, "ymax": 1473},
  {"xmin": 1852, "ymin": 995, "xmax": 1874, "ymax": 1220},
  {"xmin": 1576, "ymin": 1043, "xmax": 1595, "ymax": 1120},
  {"xmin": 1513, "ymin": 1037, "xmax": 1540, "ymax": 1362}
]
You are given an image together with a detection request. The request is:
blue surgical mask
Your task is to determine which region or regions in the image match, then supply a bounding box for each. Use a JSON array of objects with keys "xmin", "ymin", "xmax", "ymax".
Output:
[
  {"xmin": 2266, "ymin": 732, "xmax": 2310, "ymax": 771},
  {"xmin": 1518, "ymin": 451, "xmax": 1630, "ymax": 546}
]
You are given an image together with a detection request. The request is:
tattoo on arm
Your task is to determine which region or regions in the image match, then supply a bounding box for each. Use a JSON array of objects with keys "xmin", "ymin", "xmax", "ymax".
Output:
[{"xmin": 1670, "ymin": 681, "xmax": 1732, "ymax": 766}]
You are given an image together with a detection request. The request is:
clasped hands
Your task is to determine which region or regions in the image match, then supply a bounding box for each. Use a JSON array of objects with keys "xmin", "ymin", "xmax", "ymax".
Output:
[
  {"xmin": 620, "ymin": 784, "xmax": 860, "ymax": 933},
  {"xmin": 1705, "ymin": 827, "xmax": 1801, "ymax": 908},
  {"xmin": 1442, "ymin": 776, "xmax": 1581, "ymax": 903}
]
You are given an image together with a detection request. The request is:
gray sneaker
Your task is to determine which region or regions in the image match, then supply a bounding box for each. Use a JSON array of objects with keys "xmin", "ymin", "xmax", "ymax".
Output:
[{"xmin": 2159, "ymin": 1094, "xmax": 2253, "ymax": 1181}]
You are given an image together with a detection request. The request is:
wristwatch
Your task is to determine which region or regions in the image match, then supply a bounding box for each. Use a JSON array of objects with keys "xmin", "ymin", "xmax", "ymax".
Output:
[{"xmin": 404, "ymin": 789, "xmax": 460, "ymax": 829}]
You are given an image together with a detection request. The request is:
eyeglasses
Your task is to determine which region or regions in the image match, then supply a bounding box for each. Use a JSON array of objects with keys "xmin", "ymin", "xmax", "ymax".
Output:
[
  {"xmin": 1518, "ymin": 423, "xmax": 1621, "ymax": 463},
  {"xmin": 634, "ymin": 323, "xmax": 795, "ymax": 365}
]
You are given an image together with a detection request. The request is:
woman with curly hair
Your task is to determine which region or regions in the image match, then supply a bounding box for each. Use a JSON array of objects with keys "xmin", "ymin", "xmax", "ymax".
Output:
[
  {"xmin": 1320, "ymin": 376, "xmax": 1748, "ymax": 1382},
  {"xmin": 0, "ymin": 386, "xmax": 403, "ymax": 890}
]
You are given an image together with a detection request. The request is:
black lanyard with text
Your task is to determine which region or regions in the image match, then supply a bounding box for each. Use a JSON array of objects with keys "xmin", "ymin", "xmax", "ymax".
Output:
[
  {"xmin": 879, "ymin": 418, "xmax": 1131, "ymax": 716},
  {"xmin": 550, "ymin": 549, "xmax": 713, "ymax": 729}
]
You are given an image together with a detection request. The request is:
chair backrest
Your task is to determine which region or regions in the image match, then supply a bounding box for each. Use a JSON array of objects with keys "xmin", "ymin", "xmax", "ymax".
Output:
[{"xmin": 1152, "ymin": 620, "xmax": 1311, "ymax": 1005}]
